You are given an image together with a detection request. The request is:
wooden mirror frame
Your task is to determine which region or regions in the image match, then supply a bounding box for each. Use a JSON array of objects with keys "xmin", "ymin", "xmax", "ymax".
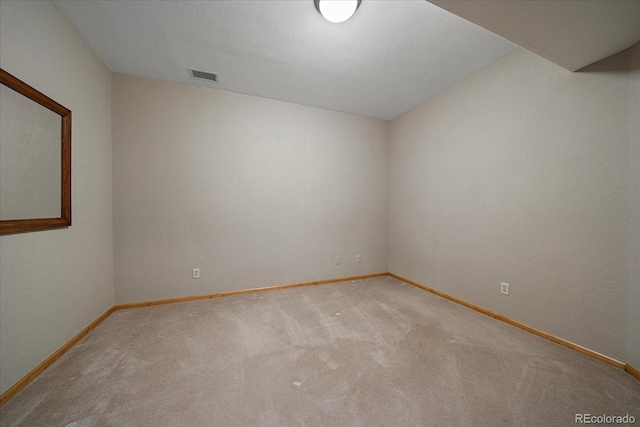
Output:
[{"xmin": 0, "ymin": 68, "xmax": 71, "ymax": 235}]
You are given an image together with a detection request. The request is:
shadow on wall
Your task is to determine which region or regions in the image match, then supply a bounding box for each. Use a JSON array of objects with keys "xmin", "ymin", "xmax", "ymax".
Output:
[{"xmin": 577, "ymin": 42, "xmax": 640, "ymax": 73}]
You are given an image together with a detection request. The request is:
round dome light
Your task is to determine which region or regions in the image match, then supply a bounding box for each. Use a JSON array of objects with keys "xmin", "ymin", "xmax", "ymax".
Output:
[{"xmin": 314, "ymin": 0, "xmax": 362, "ymax": 24}]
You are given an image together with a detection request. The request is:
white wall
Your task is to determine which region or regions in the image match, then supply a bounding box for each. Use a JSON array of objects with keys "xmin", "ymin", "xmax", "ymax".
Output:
[
  {"xmin": 112, "ymin": 74, "xmax": 388, "ymax": 304},
  {"xmin": 0, "ymin": 1, "xmax": 114, "ymax": 394},
  {"xmin": 389, "ymin": 46, "xmax": 640, "ymax": 367},
  {"xmin": 628, "ymin": 43, "xmax": 640, "ymax": 368}
]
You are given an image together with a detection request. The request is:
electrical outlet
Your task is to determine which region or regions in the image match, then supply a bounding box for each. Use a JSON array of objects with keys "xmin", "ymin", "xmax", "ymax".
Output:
[
  {"xmin": 193, "ymin": 268, "xmax": 200, "ymax": 279},
  {"xmin": 356, "ymin": 254, "xmax": 361, "ymax": 263},
  {"xmin": 335, "ymin": 256, "xmax": 340, "ymax": 265},
  {"xmin": 500, "ymin": 282, "xmax": 509, "ymax": 295}
]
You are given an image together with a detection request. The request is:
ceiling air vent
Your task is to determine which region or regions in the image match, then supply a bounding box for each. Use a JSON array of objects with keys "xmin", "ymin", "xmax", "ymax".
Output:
[{"xmin": 189, "ymin": 69, "xmax": 218, "ymax": 83}]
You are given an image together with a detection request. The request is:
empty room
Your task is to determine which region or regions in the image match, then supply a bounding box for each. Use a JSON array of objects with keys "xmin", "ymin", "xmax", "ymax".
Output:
[{"xmin": 1, "ymin": 0, "xmax": 639, "ymax": 425}]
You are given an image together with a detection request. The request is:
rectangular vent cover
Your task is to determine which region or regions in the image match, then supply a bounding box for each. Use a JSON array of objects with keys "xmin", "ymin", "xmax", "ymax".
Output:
[{"xmin": 189, "ymin": 69, "xmax": 218, "ymax": 82}]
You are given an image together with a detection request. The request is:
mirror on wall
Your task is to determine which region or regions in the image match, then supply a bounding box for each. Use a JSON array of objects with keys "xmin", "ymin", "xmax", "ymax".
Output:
[{"xmin": 0, "ymin": 68, "xmax": 71, "ymax": 235}]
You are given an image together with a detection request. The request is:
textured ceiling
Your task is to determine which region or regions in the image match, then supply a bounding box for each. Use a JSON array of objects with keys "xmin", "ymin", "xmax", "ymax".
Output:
[
  {"xmin": 431, "ymin": 0, "xmax": 640, "ymax": 72},
  {"xmin": 51, "ymin": 0, "xmax": 515, "ymax": 120}
]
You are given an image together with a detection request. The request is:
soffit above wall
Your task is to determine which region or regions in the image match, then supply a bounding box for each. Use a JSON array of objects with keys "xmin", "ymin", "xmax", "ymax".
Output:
[{"xmin": 429, "ymin": 0, "xmax": 640, "ymax": 72}]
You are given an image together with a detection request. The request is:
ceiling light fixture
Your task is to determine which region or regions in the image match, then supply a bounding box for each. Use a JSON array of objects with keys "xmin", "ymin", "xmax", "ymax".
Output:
[{"xmin": 314, "ymin": 0, "xmax": 362, "ymax": 24}]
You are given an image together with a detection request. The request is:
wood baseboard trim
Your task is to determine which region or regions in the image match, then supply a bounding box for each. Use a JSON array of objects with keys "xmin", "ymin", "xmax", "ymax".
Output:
[
  {"xmin": 114, "ymin": 272, "xmax": 390, "ymax": 310},
  {"xmin": 0, "ymin": 306, "xmax": 117, "ymax": 406},
  {"xmin": 389, "ymin": 273, "xmax": 630, "ymax": 373},
  {"xmin": 626, "ymin": 364, "xmax": 640, "ymax": 381}
]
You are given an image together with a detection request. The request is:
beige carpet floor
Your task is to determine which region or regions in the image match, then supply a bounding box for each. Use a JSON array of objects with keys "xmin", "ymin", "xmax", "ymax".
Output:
[{"xmin": 1, "ymin": 276, "xmax": 639, "ymax": 426}]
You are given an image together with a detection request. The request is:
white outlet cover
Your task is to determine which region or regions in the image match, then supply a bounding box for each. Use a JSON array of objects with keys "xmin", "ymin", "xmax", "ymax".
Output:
[{"xmin": 501, "ymin": 282, "xmax": 509, "ymax": 295}]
